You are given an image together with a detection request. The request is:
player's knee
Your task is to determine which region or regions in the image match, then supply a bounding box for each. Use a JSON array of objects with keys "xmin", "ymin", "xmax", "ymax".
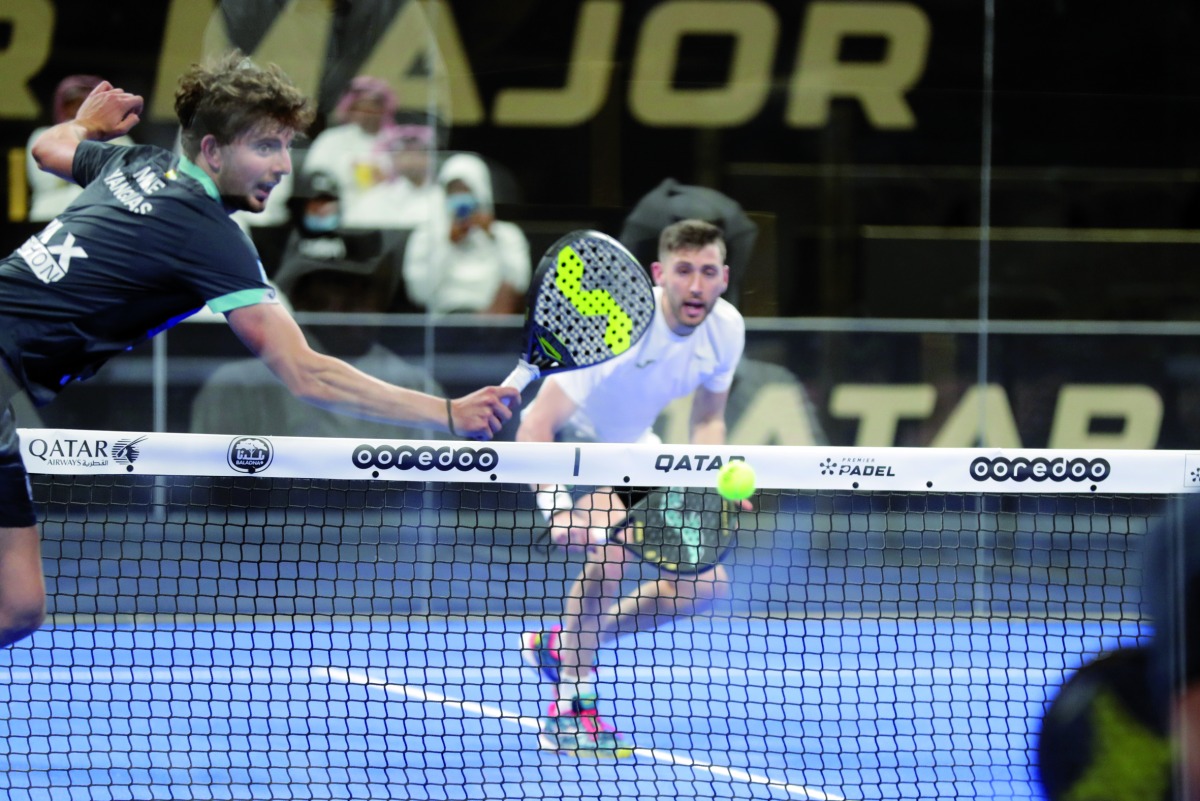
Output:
[
  {"xmin": 0, "ymin": 596, "xmax": 45, "ymax": 648},
  {"xmin": 583, "ymin": 543, "xmax": 629, "ymax": 580}
]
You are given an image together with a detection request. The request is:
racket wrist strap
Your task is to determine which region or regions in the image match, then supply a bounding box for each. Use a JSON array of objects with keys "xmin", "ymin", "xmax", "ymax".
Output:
[{"xmin": 536, "ymin": 484, "xmax": 573, "ymax": 523}]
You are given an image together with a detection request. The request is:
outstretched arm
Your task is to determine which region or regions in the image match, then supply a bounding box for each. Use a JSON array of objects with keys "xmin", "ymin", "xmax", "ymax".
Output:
[
  {"xmin": 225, "ymin": 302, "xmax": 519, "ymax": 439},
  {"xmin": 31, "ymin": 81, "xmax": 143, "ymax": 182}
]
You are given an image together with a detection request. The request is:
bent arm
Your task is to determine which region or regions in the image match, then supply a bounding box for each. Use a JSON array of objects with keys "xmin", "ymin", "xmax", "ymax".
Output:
[
  {"xmin": 689, "ymin": 385, "xmax": 730, "ymax": 446},
  {"xmin": 225, "ymin": 302, "xmax": 517, "ymax": 437},
  {"xmin": 31, "ymin": 81, "xmax": 142, "ymax": 181}
]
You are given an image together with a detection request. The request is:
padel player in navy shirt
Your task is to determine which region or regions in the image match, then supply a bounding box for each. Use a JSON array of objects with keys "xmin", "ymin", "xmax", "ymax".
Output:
[{"xmin": 0, "ymin": 52, "xmax": 518, "ymax": 649}]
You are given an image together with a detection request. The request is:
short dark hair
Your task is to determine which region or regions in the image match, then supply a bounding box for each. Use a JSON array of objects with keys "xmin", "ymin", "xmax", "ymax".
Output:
[
  {"xmin": 658, "ymin": 218, "xmax": 727, "ymax": 263},
  {"xmin": 175, "ymin": 50, "xmax": 314, "ymax": 158}
]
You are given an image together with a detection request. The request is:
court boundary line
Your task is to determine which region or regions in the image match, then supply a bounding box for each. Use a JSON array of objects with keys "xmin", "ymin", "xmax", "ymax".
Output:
[{"xmin": 317, "ymin": 665, "xmax": 846, "ymax": 801}]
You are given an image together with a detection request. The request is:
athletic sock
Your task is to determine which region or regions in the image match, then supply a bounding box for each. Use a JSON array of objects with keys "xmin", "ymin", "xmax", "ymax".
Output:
[{"xmin": 554, "ymin": 676, "xmax": 596, "ymax": 711}]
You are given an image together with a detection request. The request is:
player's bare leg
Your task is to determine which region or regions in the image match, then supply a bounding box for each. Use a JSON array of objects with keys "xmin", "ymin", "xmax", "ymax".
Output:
[
  {"xmin": 532, "ymin": 492, "xmax": 635, "ymax": 756},
  {"xmin": 598, "ymin": 562, "xmax": 732, "ymax": 644},
  {"xmin": 0, "ymin": 525, "xmax": 46, "ymax": 647},
  {"xmin": 559, "ymin": 540, "xmax": 631, "ymax": 690}
]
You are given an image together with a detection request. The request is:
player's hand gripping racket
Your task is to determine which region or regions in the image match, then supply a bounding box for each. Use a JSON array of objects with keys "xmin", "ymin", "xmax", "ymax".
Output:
[
  {"xmin": 535, "ymin": 488, "xmax": 739, "ymax": 574},
  {"xmin": 502, "ymin": 230, "xmax": 656, "ymax": 395}
]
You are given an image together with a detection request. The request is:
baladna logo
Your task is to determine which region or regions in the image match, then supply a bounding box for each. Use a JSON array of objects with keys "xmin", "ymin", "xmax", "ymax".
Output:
[{"xmin": 228, "ymin": 436, "xmax": 274, "ymax": 474}]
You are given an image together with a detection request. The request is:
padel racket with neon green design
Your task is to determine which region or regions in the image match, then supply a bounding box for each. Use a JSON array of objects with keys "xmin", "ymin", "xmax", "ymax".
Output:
[{"xmin": 501, "ymin": 230, "xmax": 656, "ymax": 392}]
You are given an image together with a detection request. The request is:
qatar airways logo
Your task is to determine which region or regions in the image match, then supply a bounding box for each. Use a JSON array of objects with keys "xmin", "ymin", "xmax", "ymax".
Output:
[{"xmin": 969, "ymin": 456, "xmax": 1110, "ymax": 483}]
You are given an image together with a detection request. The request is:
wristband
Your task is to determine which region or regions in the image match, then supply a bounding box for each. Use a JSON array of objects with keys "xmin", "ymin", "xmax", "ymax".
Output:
[
  {"xmin": 535, "ymin": 485, "xmax": 573, "ymax": 523},
  {"xmin": 446, "ymin": 398, "xmax": 457, "ymax": 437}
]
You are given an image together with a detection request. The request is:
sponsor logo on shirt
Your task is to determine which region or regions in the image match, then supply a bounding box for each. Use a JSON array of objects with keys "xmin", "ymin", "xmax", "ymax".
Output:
[
  {"xmin": 18, "ymin": 218, "xmax": 87, "ymax": 284},
  {"xmin": 104, "ymin": 165, "xmax": 162, "ymax": 215}
]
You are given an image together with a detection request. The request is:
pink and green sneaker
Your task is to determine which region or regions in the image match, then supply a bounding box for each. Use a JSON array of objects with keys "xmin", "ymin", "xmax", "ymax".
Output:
[{"xmin": 538, "ymin": 693, "xmax": 634, "ymax": 759}]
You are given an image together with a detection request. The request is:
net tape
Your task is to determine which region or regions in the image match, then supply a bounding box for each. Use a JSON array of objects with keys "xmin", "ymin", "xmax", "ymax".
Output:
[{"xmin": 20, "ymin": 428, "xmax": 1200, "ymax": 493}]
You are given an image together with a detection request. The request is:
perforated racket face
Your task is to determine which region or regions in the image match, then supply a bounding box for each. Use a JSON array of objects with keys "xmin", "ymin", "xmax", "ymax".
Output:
[
  {"xmin": 617, "ymin": 488, "xmax": 737, "ymax": 574},
  {"xmin": 524, "ymin": 231, "xmax": 656, "ymax": 372}
]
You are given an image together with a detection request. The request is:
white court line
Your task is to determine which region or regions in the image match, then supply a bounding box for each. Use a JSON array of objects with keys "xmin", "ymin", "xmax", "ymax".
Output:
[{"xmin": 317, "ymin": 666, "xmax": 847, "ymax": 801}]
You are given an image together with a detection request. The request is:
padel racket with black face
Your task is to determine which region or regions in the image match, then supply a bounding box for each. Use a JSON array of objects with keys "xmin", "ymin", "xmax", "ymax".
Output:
[
  {"xmin": 609, "ymin": 487, "xmax": 739, "ymax": 574},
  {"xmin": 502, "ymin": 230, "xmax": 656, "ymax": 393},
  {"xmin": 530, "ymin": 487, "xmax": 739, "ymax": 574}
]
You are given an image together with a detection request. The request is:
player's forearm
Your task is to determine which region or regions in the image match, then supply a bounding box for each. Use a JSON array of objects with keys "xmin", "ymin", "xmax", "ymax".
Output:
[
  {"xmin": 689, "ymin": 417, "xmax": 727, "ymax": 446},
  {"xmin": 289, "ymin": 353, "xmax": 447, "ymax": 431}
]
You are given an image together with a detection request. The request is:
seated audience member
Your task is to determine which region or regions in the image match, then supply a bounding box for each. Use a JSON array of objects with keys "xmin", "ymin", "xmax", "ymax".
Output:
[
  {"xmin": 342, "ymin": 119, "xmax": 442, "ymax": 230},
  {"xmin": 26, "ymin": 75, "xmax": 134, "ymax": 221},
  {"xmin": 281, "ymin": 170, "xmax": 351, "ymax": 264},
  {"xmin": 301, "ymin": 76, "xmax": 398, "ymax": 208},
  {"xmin": 402, "ymin": 153, "xmax": 531, "ymax": 315}
]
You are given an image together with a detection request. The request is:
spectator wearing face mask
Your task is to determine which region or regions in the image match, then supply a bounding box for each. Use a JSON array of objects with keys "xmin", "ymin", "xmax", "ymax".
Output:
[
  {"xmin": 401, "ymin": 152, "xmax": 531, "ymax": 315},
  {"xmin": 280, "ymin": 171, "xmax": 349, "ymax": 263}
]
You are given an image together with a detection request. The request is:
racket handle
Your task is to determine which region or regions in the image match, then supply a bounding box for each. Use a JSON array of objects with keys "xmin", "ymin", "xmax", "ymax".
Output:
[{"xmin": 501, "ymin": 360, "xmax": 540, "ymax": 402}]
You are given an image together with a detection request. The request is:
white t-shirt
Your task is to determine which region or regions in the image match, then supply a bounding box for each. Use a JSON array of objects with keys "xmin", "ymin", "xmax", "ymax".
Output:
[
  {"xmin": 403, "ymin": 219, "xmax": 531, "ymax": 312},
  {"xmin": 343, "ymin": 179, "xmax": 442, "ymax": 229},
  {"xmin": 300, "ymin": 123, "xmax": 389, "ymax": 208},
  {"xmin": 548, "ymin": 287, "xmax": 745, "ymax": 443}
]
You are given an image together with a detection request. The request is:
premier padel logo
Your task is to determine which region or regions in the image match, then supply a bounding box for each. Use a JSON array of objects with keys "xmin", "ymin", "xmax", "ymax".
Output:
[
  {"xmin": 352, "ymin": 444, "xmax": 499, "ymax": 472},
  {"xmin": 18, "ymin": 218, "xmax": 88, "ymax": 284},
  {"xmin": 969, "ymin": 456, "xmax": 1110, "ymax": 483},
  {"xmin": 228, "ymin": 436, "xmax": 274, "ymax": 474},
  {"xmin": 819, "ymin": 457, "xmax": 896, "ymax": 477}
]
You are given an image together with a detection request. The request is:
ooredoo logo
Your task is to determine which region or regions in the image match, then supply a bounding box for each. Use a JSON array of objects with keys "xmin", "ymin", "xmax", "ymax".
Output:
[
  {"xmin": 352, "ymin": 443, "xmax": 499, "ymax": 472},
  {"xmin": 228, "ymin": 436, "xmax": 273, "ymax": 474},
  {"xmin": 969, "ymin": 456, "xmax": 1110, "ymax": 483}
]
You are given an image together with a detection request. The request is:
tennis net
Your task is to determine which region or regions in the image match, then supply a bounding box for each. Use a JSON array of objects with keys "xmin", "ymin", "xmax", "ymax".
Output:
[{"xmin": 1, "ymin": 429, "xmax": 1190, "ymax": 800}]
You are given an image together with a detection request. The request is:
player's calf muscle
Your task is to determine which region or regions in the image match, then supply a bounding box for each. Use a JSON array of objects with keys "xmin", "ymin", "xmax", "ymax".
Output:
[
  {"xmin": 0, "ymin": 602, "xmax": 44, "ymax": 647},
  {"xmin": 0, "ymin": 526, "xmax": 48, "ymax": 646}
]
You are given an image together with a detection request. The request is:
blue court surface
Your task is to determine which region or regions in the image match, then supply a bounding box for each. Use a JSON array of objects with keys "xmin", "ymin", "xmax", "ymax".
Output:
[{"xmin": 0, "ymin": 614, "xmax": 1143, "ymax": 801}]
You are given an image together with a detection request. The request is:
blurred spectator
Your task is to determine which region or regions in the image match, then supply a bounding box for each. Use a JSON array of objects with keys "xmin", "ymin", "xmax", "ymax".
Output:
[
  {"xmin": 25, "ymin": 75, "xmax": 134, "ymax": 221},
  {"xmin": 342, "ymin": 120, "xmax": 442, "ymax": 229},
  {"xmin": 301, "ymin": 76, "xmax": 398, "ymax": 209},
  {"xmin": 282, "ymin": 170, "xmax": 350, "ymax": 263},
  {"xmin": 402, "ymin": 153, "xmax": 531, "ymax": 315}
]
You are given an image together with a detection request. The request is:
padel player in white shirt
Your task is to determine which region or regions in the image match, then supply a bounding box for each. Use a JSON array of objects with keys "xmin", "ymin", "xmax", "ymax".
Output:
[{"xmin": 516, "ymin": 219, "xmax": 745, "ymax": 757}]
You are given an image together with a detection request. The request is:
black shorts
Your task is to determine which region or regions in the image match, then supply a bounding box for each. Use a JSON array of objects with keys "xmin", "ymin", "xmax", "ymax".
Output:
[{"xmin": 0, "ymin": 372, "xmax": 37, "ymax": 528}]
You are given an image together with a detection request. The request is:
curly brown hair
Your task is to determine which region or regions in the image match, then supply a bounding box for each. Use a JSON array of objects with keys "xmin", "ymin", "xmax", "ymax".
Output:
[
  {"xmin": 175, "ymin": 50, "xmax": 315, "ymax": 158},
  {"xmin": 658, "ymin": 219, "xmax": 727, "ymax": 264}
]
